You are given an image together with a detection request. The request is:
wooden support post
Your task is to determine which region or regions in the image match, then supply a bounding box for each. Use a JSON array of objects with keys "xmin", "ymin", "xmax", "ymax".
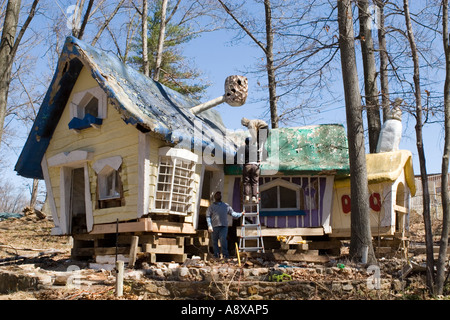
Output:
[
  {"xmin": 115, "ymin": 260, "xmax": 124, "ymax": 297},
  {"xmin": 129, "ymin": 236, "xmax": 139, "ymax": 268}
]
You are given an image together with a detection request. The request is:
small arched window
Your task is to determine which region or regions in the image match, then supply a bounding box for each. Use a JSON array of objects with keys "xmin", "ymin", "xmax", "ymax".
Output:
[{"xmin": 260, "ymin": 179, "xmax": 299, "ymax": 211}]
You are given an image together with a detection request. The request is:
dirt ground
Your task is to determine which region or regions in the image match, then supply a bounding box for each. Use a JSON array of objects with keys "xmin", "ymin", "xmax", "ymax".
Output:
[{"xmin": 0, "ymin": 209, "xmax": 448, "ymax": 300}]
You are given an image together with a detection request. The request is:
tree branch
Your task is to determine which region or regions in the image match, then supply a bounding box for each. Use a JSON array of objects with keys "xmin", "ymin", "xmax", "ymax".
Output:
[
  {"xmin": 91, "ymin": 0, "xmax": 126, "ymax": 46},
  {"xmin": 11, "ymin": 0, "xmax": 39, "ymax": 59},
  {"xmin": 78, "ymin": 0, "xmax": 94, "ymax": 40},
  {"xmin": 216, "ymin": 0, "xmax": 267, "ymax": 54}
]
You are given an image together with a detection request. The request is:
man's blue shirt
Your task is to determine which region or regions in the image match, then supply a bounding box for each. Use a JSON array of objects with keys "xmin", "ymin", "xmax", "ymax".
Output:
[{"xmin": 206, "ymin": 201, "xmax": 242, "ymax": 228}]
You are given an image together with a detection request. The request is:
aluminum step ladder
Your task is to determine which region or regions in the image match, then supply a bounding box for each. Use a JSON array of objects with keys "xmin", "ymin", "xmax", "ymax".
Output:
[{"xmin": 239, "ymin": 185, "xmax": 265, "ymax": 253}]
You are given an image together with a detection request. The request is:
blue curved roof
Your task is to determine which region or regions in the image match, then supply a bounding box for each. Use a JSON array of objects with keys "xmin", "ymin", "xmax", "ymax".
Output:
[{"xmin": 15, "ymin": 36, "xmax": 236, "ymax": 179}]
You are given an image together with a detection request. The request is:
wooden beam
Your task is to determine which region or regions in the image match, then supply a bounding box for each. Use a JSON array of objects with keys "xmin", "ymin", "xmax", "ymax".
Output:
[
  {"xmin": 260, "ymin": 251, "xmax": 330, "ymax": 263},
  {"xmin": 90, "ymin": 218, "xmax": 196, "ymax": 235},
  {"xmin": 150, "ymin": 221, "xmax": 196, "ymax": 234},
  {"xmin": 393, "ymin": 204, "xmax": 408, "ymax": 214},
  {"xmin": 129, "ymin": 236, "xmax": 139, "ymax": 268},
  {"xmin": 143, "ymin": 243, "xmax": 184, "ymax": 254},
  {"xmin": 237, "ymin": 227, "xmax": 325, "ymax": 237},
  {"xmin": 308, "ymin": 240, "xmax": 342, "ymax": 250},
  {"xmin": 90, "ymin": 218, "xmax": 152, "ymax": 234},
  {"xmin": 200, "ymin": 199, "xmax": 210, "ymax": 207},
  {"xmin": 95, "ymin": 247, "xmax": 133, "ymax": 255}
]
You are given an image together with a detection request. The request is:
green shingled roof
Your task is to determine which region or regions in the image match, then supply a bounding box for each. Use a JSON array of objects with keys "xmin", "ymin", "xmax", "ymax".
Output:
[{"xmin": 225, "ymin": 124, "xmax": 350, "ymax": 176}]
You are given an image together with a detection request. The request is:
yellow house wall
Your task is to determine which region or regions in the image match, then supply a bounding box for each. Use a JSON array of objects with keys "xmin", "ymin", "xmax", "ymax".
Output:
[
  {"xmin": 331, "ymin": 181, "xmax": 395, "ymax": 237},
  {"xmin": 45, "ymin": 66, "xmax": 140, "ymax": 225}
]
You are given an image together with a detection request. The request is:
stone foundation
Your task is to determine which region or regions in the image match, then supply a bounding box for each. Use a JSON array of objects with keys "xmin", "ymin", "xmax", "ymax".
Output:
[
  {"xmin": 128, "ymin": 278, "xmax": 394, "ymax": 300},
  {"xmin": 0, "ymin": 270, "xmax": 39, "ymax": 294}
]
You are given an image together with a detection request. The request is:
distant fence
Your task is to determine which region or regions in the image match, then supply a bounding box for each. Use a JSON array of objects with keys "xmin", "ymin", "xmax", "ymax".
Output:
[{"xmin": 411, "ymin": 173, "xmax": 450, "ymax": 219}]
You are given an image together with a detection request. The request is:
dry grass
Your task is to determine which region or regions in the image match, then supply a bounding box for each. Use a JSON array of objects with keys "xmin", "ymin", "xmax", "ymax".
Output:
[{"xmin": 0, "ymin": 215, "xmax": 72, "ymax": 260}]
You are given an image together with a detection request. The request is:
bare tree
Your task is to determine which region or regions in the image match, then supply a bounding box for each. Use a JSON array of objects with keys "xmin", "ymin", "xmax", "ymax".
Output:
[
  {"xmin": 338, "ymin": 0, "xmax": 376, "ymax": 264},
  {"xmin": 375, "ymin": 0, "xmax": 390, "ymax": 122},
  {"xmin": 217, "ymin": 0, "xmax": 279, "ymax": 128},
  {"xmin": 0, "ymin": 0, "xmax": 39, "ymax": 148},
  {"xmin": 437, "ymin": 0, "xmax": 450, "ymax": 296},
  {"xmin": 263, "ymin": 0, "xmax": 278, "ymax": 128},
  {"xmin": 215, "ymin": 1, "xmax": 343, "ymax": 128},
  {"xmin": 69, "ymin": 0, "xmax": 85, "ymax": 38},
  {"xmin": 358, "ymin": 0, "xmax": 381, "ymax": 153},
  {"xmin": 96, "ymin": 1, "xmax": 140, "ymax": 62},
  {"xmin": 403, "ymin": 0, "xmax": 434, "ymax": 294},
  {"xmin": 77, "ymin": 0, "xmax": 94, "ymax": 40},
  {"xmin": 130, "ymin": 0, "xmax": 218, "ymax": 96},
  {"xmin": 142, "ymin": 0, "xmax": 149, "ymax": 76},
  {"xmin": 154, "ymin": 0, "xmax": 168, "ymax": 81},
  {"xmin": 91, "ymin": 0, "xmax": 127, "ymax": 46},
  {"xmin": 0, "ymin": 178, "xmax": 28, "ymax": 213}
]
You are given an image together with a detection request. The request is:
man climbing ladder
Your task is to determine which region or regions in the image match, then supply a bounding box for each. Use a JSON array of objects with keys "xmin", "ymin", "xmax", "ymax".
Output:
[
  {"xmin": 239, "ymin": 184, "xmax": 265, "ymax": 253},
  {"xmin": 239, "ymin": 118, "xmax": 268, "ymax": 253}
]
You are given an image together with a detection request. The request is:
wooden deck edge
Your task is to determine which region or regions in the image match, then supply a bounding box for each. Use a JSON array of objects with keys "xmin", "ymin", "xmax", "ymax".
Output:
[
  {"xmin": 237, "ymin": 227, "xmax": 325, "ymax": 237},
  {"xmin": 89, "ymin": 218, "xmax": 196, "ymax": 235}
]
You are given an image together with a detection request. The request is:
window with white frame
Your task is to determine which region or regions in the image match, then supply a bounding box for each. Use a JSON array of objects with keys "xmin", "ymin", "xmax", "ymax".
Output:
[
  {"xmin": 98, "ymin": 166, "xmax": 121, "ymax": 200},
  {"xmin": 260, "ymin": 177, "xmax": 322, "ymax": 213},
  {"xmin": 154, "ymin": 147, "xmax": 198, "ymax": 215},
  {"xmin": 260, "ymin": 179, "xmax": 299, "ymax": 211},
  {"xmin": 93, "ymin": 156, "xmax": 123, "ymax": 209}
]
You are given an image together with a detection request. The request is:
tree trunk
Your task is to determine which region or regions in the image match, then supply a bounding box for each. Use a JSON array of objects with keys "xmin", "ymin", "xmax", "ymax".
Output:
[
  {"xmin": 375, "ymin": 0, "xmax": 390, "ymax": 122},
  {"xmin": 29, "ymin": 179, "xmax": 39, "ymax": 208},
  {"xmin": 437, "ymin": 0, "xmax": 450, "ymax": 296},
  {"xmin": 71, "ymin": 0, "xmax": 86, "ymax": 38},
  {"xmin": 358, "ymin": 0, "xmax": 381, "ymax": 153},
  {"xmin": 403, "ymin": 0, "xmax": 435, "ymax": 294},
  {"xmin": 142, "ymin": 0, "xmax": 149, "ymax": 77},
  {"xmin": 0, "ymin": 0, "xmax": 22, "ymax": 146},
  {"xmin": 338, "ymin": 0, "xmax": 376, "ymax": 264},
  {"xmin": 91, "ymin": 0, "xmax": 127, "ymax": 46},
  {"xmin": 154, "ymin": 0, "xmax": 168, "ymax": 82},
  {"xmin": 264, "ymin": 0, "xmax": 278, "ymax": 129},
  {"xmin": 77, "ymin": 0, "xmax": 94, "ymax": 40},
  {"xmin": 217, "ymin": 0, "xmax": 279, "ymax": 128}
]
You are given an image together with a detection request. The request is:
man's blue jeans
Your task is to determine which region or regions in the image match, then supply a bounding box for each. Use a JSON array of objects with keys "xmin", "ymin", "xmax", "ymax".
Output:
[{"xmin": 212, "ymin": 226, "xmax": 229, "ymax": 258}]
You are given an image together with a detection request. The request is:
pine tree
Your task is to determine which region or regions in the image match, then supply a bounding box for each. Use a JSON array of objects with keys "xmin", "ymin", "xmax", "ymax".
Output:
[{"xmin": 129, "ymin": 1, "xmax": 207, "ymax": 98}]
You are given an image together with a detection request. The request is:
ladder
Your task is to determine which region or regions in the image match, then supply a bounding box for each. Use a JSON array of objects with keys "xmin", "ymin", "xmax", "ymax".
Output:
[{"xmin": 239, "ymin": 184, "xmax": 265, "ymax": 253}]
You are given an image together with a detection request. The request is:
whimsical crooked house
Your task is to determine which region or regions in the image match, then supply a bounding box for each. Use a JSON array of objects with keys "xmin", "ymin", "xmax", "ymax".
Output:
[{"xmin": 15, "ymin": 36, "xmax": 415, "ymax": 260}]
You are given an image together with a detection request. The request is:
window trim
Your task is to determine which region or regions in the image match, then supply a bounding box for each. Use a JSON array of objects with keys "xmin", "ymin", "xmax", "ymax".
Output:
[
  {"xmin": 93, "ymin": 156, "xmax": 124, "ymax": 208},
  {"xmin": 69, "ymin": 86, "xmax": 107, "ymax": 131},
  {"xmin": 260, "ymin": 178, "xmax": 300, "ymax": 212},
  {"xmin": 256, "ymin": 176, "xmax": 333, "ymax": 230},
  {"xmin": 97, "ymin": 166, "xmax": 121, "ymax": 201}
]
